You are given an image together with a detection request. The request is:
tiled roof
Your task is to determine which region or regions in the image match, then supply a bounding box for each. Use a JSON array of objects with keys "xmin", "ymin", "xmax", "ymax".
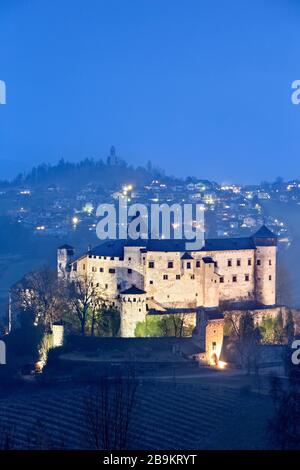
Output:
[
  {"xmin": 120, "ymin": 286, "xmax": 146, "ymax": 295},
  {"xmin": 252, "ymin": 225, "xmax": 277, "ymax": 239},
  {"xmin": 181, "ymin": 252, "xmax": 194, "ymax": 260},
  {"xmin": 68, "ymin": 227, "xmax": 277, "ymax": 261}
]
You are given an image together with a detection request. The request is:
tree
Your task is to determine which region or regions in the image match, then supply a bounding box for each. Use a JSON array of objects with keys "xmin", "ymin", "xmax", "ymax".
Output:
[
  {"xmin": 226, "ymin": 311, "xmax": 261, "ymax": 373},
  {"xmin": 94, "ymin": 306, "xmax": 120, "ymax": 337},
  {"xmin": 0, "ymin": 423, "xmax": 15, "ymax": 450},
  {"xmin": 67, "ymin": 275, "xmax": 105, "ymax": 336},
  {"xmin": 27, "ymin": 419, "xmax": 52, "ymax": 450},
  {"xmin": 267, "ymin": 375, "xmax": 300, "ymax": 449},
  {"xmin": 85, "ymin": 371, "xmax": 138, "ymax": 450},
  {"xmin": 12, "ymin": 266, "xmax": 65, "ymax": 329}
]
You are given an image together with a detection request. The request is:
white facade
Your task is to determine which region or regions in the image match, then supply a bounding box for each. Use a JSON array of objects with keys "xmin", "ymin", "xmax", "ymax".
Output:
[{"xmin": 58, "ymin": 226, "xmax": 278, "ymax": 337}]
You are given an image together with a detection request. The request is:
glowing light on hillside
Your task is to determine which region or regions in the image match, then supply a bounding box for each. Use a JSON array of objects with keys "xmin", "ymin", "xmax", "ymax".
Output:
[
  {"xmin": 72, "ymin": 216, "xmax": 79, "ymax": 225},
  {"xmin": 83, "ymin": 202, "xmax": 94, "ymax": 214}
]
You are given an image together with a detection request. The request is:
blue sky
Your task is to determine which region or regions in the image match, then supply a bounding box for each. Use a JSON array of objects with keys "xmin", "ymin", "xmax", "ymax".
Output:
[{"xmin": 0, "ymin": 0, "xmax": 300, "ymax": 183}]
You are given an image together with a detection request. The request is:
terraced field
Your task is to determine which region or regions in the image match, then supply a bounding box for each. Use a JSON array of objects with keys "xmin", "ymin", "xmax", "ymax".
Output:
[{"xmin": 0, "ymin": 381, "xmax": 273, "ymax": 449}]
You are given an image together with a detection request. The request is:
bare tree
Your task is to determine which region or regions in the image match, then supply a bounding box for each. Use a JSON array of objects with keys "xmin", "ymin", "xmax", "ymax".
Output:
[
  {"xmin": 0, "ymin": 422, "xmax": 15, "ymax": 450},
  {"xmin": 226, "ymin": 311, "xmax": 261, "ymax": 373},
  {"xmin": 12, "ymin": 266, "xmax": 65, "ymax": 329},
  {"xmin": 27, "ymin": 419, "xmax": 53, "ymax": 450},
  {"xmin": 67, "ymin": 274, "xmax": 106, "ymax": 336},
  {"xmin": 85, "ymin": 371, "xmax": 139, "ymax": 450},
  {"xmin": 267, "ymin": 375, "xmax": 300, "ymax": 449}
]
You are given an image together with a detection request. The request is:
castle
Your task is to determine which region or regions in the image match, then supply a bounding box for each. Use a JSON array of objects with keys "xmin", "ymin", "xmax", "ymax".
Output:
[{"xmin": 58, "ymin": 226, "xmax": 282, "ymax": 364}]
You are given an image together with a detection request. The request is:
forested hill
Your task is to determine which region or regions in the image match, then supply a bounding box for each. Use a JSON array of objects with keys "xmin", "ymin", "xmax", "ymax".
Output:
[{"xmin": 0, "ymin": 157, "xmax": 174, "ymax": 191}]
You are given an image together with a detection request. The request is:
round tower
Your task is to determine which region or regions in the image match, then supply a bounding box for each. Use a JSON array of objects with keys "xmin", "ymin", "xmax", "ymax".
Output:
[
  {"xmin": 119, "ymin": 286, "xmax": 147, "ymax": 337},
  {"xmin": 57, "ymin": 244, "xmax": 74, "ymax": 280},
  {"xmin": 252, "ymin": 226, "xmax": 277, "ymax": 306}
]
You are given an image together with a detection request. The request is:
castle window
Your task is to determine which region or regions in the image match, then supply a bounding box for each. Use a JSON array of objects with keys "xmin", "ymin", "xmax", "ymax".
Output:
[
  {"xmin": 168, "ymin": 261, "xmax": 173, "ymax": 268},
  {"xmin": 104, "ymin": 257, "xmax": 107, "ymax": 260},
  {"xmin": 110, "ymin": 257, "xmax": 114, "ymax": 260},
  {"xmin": 245, "ymin": 274, "xmax": 249, "ymax": 281},
  {"xmin": 128, "ymin": 268, "xmax": 132, "ymax": 274},
  {"xmin": 109, "ymin": 268, "xmax": 115, "ymax": 274},
  {"xmin": 220, "ymin": 276, "xmax": 224, "ymax": 283},
  {"xmin": 269, "ymin": 260, "xmax": 272, "ymax": 266},
  {"xmin": 248, "ymin": 259, "xmax": 252, "ymax": 266},
  {"xmin": 117, "ymin": 283, "xmax": 121, "ymax": 290},
  {"xmin": 257, "ymin": 259, "xmax": 261, "ymax": 266},
  {"xmin": 215, "ymin": 261, "xmax": 218, "ymax": 268},
  {"xmin": 196, "ymin": 260, "xmax": 201, "ymax": 268},
  {"xmin": 149, "ymin": 261, "xmax": 155, "ymax": 268},
  {"xmin": 228, "ymin": 259, "xmax": 232, "ymax": 267},
  {"xmin": 133, "ymin": 298, "xmax": 136, "ymax": 302},
  {"xmin": 92, "ymin": 266, "xmax": 96, "ymax": 272},
  {"xmin": 237, "ymin": 259, "xmax": 241, "ymax": 267},
  {"xmin": 186, "ymin": 262, "xmax": 191, "ymax": 269},
  {"xmin": 232, "ymin": 275, "xmax": 237, "ymax": 282},
  {"xmin": 176, "ymin": 275, "xmax": 181, "ymax": 280},
  {"xmin": 149, "ymin": 280, "xmax": 153, "ymax": 284},
  {"xmin": 212, "ymin": 342, "xmax": 217, "ymax": 351},
  {"xmin": 83, "ymin": 264, "xmax": 86, "ymax": 270},
  {"xmin": 93, "ymin": 256, "xmax": 96, "ymax": 259},
  {"xmin": 191, "ymin": 274, "xmax": 195, "ymax": 279},
  {"xmin": 269, "ymin": 275, "xmax": 272, "ymax": 281},
  {"xmin": 105, "ymin": 284, "xmax": 108, "ymax": 289},
  {"xmin": 96, "ymin": 283, "xmax": 99, "ymax": 287},
  {"xmin": 163, "ymin": 275, "xmax": 168, "ymax": 280},
  {"xmin": 88, "ymin": 255, "xmax": 92, "ymax": 258},
  {"xmin": 73, "ymin": 263, "xmax": 77, "ymax": 271},
  {"xmin": 99, "ymin": 267, "xmax": 104, "ymax": 272}
]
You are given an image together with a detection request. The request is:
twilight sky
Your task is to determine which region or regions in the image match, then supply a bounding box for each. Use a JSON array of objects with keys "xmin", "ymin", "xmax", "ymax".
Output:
[{"xmin": 0, "ymin": 0, "xmax": 300, "ymax": 183}]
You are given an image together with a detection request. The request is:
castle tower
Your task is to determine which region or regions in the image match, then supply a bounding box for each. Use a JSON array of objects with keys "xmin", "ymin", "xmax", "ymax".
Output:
[
  {"xmin": 57, "ymin": 244, "xmax": 75, "ymax": 280},
  {"xmin": 252, "ymin": 225, "xmax": 277, "ymax": 306},
  {"xmin": 119, "ymin": 286, "xmax": 147, "ymax": 337},
  {"xmin": 202, "ymin": 257, "xmax": 219, "ymax": 308}
]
